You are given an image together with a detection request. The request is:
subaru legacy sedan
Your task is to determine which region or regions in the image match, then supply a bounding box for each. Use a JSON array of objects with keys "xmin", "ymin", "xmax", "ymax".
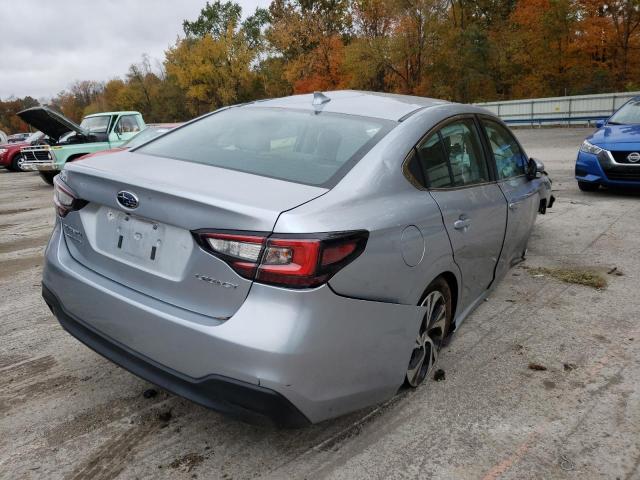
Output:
[
  {"xmin": 576, "ymin": 96, "xmax": 640, "ymax": 191},
  {"xmin": 43, "ymin": 91, "xmax": 553, "ymax": 426}
]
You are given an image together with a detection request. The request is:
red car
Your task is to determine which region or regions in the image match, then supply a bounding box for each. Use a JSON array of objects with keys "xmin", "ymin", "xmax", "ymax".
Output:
[{"xmin": 0, "ymin": 131, "xmax": 45, "ymax": 172}]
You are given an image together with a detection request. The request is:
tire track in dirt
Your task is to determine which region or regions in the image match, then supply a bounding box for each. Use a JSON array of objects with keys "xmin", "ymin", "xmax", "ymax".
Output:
[
  {"xmin": 0, "ymin": 254, "xmax": 43, "ymax": 280},
  {"xmin": 0, "ymin": 234, "xmax": 50, "ymax": 254},
  {"xmin": 67, "ymin": 415, "xmax": 166, "ymax": 480},
  {"xmin": 0, "ymin": 355, "xmax": 55, "ymax": 379},
  {"xmin": 1, "ymin": 375, "xmax": 78, "ymax": 416},
  {"xmin": 0, "ymin": 356, "xmax": 78, "ymax": 416},
  {"xmin": 0, "ymin": 353, "xmax": 30, "ymax": 370},
  {"xmin": 45, "ymin": 392, "xmax": 170, "ymax": 447},
  {"xmin": 0, "ymin": 207, "xmax": 38, "ymax": 216}
]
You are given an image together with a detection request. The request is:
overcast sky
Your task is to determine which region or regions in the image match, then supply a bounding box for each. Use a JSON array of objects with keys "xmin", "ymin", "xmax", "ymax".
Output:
[{"xmin": 0, "ymin": 0, "xmax": 270, "ymax": 100}]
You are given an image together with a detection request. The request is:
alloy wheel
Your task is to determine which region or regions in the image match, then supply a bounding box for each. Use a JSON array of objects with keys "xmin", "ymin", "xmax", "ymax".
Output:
[{"xmin": 406, "ymin": 290, "xmax": 448, "ymax": 387}]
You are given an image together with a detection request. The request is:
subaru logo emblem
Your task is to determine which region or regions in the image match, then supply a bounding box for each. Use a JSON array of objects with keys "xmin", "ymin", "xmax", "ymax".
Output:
[
  {"xmin": 117, "ymin": 191, "xmax": 139, "ymax": 209},
  {"xmin": 627, "ymin": 152, "xmax": 640, "ymax": 163}
]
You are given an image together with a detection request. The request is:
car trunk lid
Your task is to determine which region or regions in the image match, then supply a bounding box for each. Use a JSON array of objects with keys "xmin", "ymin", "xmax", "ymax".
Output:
[{"xmin": 61, "ymin": 151, "xmax": 328, "ymax": 319}]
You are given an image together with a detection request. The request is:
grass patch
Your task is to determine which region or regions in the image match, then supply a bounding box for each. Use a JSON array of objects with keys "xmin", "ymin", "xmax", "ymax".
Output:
[{"xmin": 528, "ymin": 267, "xmax": 607, "ymax": 289}]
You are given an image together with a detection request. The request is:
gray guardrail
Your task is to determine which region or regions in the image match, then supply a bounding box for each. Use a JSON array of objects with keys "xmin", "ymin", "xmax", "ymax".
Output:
[{"xmin": 474, "ymin": 91, "xmax": 640, "ymax": 126}]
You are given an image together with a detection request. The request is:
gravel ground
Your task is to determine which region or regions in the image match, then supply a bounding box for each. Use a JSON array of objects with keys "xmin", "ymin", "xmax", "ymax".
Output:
[{"xmin": 1, "ymin": 127, "xmax": 639, "ymax": 480}]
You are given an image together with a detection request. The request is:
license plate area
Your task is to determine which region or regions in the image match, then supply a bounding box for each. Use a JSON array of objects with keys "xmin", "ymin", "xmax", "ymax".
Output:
[
  {"xmin": 112, "ymin": 211, "xmax": 164, "ymax": 262},
  {"xmin": 73, "ymin": 205, "xmax": 195, "ymax": 281}
]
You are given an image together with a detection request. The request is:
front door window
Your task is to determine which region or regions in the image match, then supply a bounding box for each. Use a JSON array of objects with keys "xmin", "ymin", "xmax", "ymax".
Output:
[{"xmin": 481, "ymin": 120, "xmax": 526, "ymax": 179}]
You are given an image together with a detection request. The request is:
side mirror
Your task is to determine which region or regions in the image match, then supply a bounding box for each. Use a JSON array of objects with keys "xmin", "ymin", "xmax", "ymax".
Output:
[
  {"xmin": 595, "ymin": 120, "xmax": 605, "ymax": 129},
  {"xmin": 526, "ymin": 157, "xmax": 544, "ymax": 180}
]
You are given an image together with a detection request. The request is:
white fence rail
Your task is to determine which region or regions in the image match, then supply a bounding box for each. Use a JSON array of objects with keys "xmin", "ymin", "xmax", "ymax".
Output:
[{"xmin": 474, "ymin": 91, "xmax": 640, "ymax": 126}]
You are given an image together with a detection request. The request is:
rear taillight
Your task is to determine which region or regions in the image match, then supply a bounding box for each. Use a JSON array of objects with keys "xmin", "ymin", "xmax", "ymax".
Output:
[
  {"xmin": 53, "ymin": 176, "xmax": 86, "ymax": 217},
  {"xmin": 202, "ymin": 233, "xmax": 265, "ymax": 279},
  {"xmin": 195, "ymin": 230, "xmax": 368, "ymax": 289}
]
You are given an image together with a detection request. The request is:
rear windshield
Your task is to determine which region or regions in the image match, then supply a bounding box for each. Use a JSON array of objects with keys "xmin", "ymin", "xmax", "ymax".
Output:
[{"xmin": 136, "ymin": 107, "xmax": 395, "ymax": 187}]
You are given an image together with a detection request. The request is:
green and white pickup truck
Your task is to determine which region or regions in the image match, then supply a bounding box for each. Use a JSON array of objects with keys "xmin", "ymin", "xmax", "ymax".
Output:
[{"xmin": 17, "ymin": 107, "xmax": 145, "ymax": 184}]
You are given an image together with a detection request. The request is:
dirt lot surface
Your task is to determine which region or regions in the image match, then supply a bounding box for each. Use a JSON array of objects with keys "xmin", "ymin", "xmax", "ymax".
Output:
[{"xmin": 1, "ymin": 128, "xmax": 639, "ymax": 480}]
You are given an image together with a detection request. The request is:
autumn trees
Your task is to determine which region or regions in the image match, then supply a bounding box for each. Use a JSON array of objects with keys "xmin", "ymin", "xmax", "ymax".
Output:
[
  {"xmin": 1, "ymin": 0, "xmax": 639, "ymax": 132},
  {"xmin": 167, "ymin": 1, "xmax": 271, "ymax": 115},
  {"xmin": 0, "ymin": 96, "xmax": 38, "ymax": 134}
]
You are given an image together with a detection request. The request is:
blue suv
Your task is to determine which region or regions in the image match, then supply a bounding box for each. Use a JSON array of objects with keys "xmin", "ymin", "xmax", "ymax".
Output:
[{"xmin": 575, "ymin": 97, "xmax": 640, "ymax": 191}]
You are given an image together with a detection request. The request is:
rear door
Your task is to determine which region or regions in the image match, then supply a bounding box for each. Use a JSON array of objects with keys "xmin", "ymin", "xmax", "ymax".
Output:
[
  {"xmin": 415, "ymin": 117, "xmax": 507, "ymax": 309},
  {"xmin": 479, "ymin": 118, "xmax": 539, "ymax": 272}
]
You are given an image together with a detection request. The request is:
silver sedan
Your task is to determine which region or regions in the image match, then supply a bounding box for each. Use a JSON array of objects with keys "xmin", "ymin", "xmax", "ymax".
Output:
[{"xmin": 43, "ymin": 90, "xmax": 554, "ymax": 426}]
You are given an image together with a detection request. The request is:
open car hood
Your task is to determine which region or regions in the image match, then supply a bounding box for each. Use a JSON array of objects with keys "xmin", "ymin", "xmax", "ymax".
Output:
[{"xmin": 17, "ymin": 106, "xmax": 86, "ymax": 142}]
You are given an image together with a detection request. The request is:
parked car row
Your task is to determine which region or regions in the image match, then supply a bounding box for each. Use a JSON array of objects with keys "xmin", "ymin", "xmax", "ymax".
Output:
[
  {"xmin": 7, "ymin": 132, "xmax": 31, "ymax": 143},
  {"xmin": 0, "ymin": 131, "xmax": 45, "ymax": 171},
  {"xmin": 18, "ymin": 107, "xmax": 147, "ymax": 184},
  {"xmin": 1, "ymin": 106, "xmax": 179, "ymax": 183}
]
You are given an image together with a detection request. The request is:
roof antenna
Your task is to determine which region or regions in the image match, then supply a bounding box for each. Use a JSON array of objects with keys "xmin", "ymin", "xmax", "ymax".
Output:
[{"xmin": 312, "ymin": 91, "xmax": 331, "ymax": 106}]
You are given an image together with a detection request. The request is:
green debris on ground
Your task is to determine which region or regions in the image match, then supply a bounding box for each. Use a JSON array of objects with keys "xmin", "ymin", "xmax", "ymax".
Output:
[{"xmin": 528, "ymin": 267, "xmax": 607, "ymax": 289}]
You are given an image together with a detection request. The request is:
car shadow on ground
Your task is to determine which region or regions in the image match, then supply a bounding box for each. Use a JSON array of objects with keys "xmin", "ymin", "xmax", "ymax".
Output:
[{"xmin": 583, "ymin": 186, "xmax": 640, "ymax": 198}]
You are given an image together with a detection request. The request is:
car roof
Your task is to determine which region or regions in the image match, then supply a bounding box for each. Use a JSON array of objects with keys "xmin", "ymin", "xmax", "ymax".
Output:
[
  {"xmin": 146, "ymin": 123, "xmax": 182, "ymax": 128},
  {"xmin": 84, "ymin": 111, "xmax": 141, "ymax": 118},
  {"xmin": 248, "ymin": 90, "xmax": 450, "ymax": 122}
]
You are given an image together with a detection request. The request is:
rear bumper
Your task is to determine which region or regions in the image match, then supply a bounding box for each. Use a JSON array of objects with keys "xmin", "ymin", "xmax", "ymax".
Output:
[
  {"xmin": 42, "ymin": 284, "xmax": 309, "ymax": 427},
  {"xmin": 43, "ymin": 221, "xmax": 423, "ymax": 424}
]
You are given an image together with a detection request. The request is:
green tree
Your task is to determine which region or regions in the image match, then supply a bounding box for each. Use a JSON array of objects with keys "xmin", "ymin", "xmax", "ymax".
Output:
[{"xmin": 183, "ymin": 1, "xmax": 242, "ymax": 38}]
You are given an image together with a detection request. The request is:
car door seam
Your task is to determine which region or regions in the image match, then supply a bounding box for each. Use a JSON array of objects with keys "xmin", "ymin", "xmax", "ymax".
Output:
[
  {"xmin": 245, "ymin": 188, "xmax": 333, "ymax": 299},
  {"xmin": 491, "ymin": 182, "xmax": 512, "ymax": 289},
  {"xmin": 426, "ymin": 190, "xmax": 461, "ymax": 272}
]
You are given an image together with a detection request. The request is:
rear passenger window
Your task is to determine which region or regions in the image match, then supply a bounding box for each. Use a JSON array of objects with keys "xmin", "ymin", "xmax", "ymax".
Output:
[
  {"xmin": 404, "ymin": 149, "xmax": 426, "ymax": 188},
  {"xmin": 417, "ymin": 132, "xmax": 451, "ymax": 188},
  {"xmin": 481, "ymin": 120, "xmax": 526, "ymax": 179},
  {"xmin": 416, "ymin": 119, "xmax": 489, "ymax": 188}
]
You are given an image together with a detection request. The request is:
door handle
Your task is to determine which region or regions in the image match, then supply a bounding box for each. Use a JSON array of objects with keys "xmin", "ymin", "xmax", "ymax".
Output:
[{"xmin": 453, "ymin": 217, "xmax": 471, "ymax": 230}]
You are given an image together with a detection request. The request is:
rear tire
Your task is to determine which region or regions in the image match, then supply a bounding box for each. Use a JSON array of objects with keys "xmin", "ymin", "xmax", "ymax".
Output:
[
  {"xmin": 404, "ymin": 277, "xmax": 453, "ymax": 388},
  {"xmin": 578, "ymin": 181, "xmax": 599, "ymax": 192},
  {"xmin": 39, "ymin": 171, "xmax": 57, "ymax": 185}
]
